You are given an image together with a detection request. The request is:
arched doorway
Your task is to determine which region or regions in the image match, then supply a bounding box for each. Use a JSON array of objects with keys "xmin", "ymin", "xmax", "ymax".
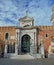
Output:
[
  {"xmin": 21, "ymin": 34, "xmax": 31, "ymax": 54},
  {"xmin": 51, "ymin": 38, "xmax": 54, "ymax": 46},
  {"xmin": 48, "ymin": 38, "xmax": 54, "ymax": 56},
  {"xmin": 49, "ymin": 38, "xmax": 54, "ymax": 53}
]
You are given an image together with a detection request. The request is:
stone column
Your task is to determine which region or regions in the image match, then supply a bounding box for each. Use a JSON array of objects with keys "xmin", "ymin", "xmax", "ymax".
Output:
[
  {"xmin": 17, "ymin": 31, "xmax": 21, "ymax": 55},
  {"xmin": 17, "ymin": 32, "xmax": 18, "ymax": 54},
  {"xmin": 30, "ymin": 31, "xmax": 37, "ymax": 56},
  {"xmin": 18, "ymin": 32, "xmax": 20, "ymax": 55},
  {"xmin": 33, "ymin": 32, "xmax": 37, "ymax": 53},
  {"xmin": 19, "ymin": 31, "xmax": 21, "ymax": 54}
]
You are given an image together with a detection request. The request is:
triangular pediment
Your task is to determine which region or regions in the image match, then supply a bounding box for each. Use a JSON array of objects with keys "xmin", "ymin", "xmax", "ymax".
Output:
[{"xmin": 19, "ymin": 16, "xmax": 34, "ymax": 21}]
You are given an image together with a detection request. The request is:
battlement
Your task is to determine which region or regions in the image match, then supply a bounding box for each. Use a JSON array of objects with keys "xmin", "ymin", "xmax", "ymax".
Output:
[
  {"xmin": 0, "ymin": 26, "xmax": 16, "ymax": 31},
  {"xmin": 38, "ymin": 26, "xmax": 54, "ymax": 30}
]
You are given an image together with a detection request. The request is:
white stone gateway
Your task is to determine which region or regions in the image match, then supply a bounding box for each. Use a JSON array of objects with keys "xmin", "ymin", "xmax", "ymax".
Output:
[
  {"xmin": 16, "ymin": 14, "xmax": 38, "ymax": 57},
  {"xmin": 4, "ymin": 13, "xmax": 45, "ymax": 59}
]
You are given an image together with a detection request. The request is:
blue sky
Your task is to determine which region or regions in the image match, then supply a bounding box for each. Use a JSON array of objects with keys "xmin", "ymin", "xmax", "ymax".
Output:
[{"xmin": 0, "ymin": 0, "xmax": 54, "ymax": 26}]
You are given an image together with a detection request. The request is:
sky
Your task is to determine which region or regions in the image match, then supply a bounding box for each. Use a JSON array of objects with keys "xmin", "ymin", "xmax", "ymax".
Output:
[{"xmin": 0, "ymin": 0, "xmax": 54, "ymax": 26}]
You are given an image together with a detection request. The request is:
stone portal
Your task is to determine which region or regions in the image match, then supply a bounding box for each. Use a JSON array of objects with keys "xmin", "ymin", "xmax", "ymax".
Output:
[{"xmin": 21, "ymin": 34, "xmax": 31, "ymax": 54}]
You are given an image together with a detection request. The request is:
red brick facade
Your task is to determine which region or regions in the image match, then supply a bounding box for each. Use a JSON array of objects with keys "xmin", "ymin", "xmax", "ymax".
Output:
[
  {"xmin": 0, "ymin": 26, "xmax": 16, "ymax": 44},
  {"xmin": 0, "ymin": 25, "xmax": 54, "ymax": 54},
  {"xmin": 38, "ymin": 25, "xmax": 54, "ymax": 53}
]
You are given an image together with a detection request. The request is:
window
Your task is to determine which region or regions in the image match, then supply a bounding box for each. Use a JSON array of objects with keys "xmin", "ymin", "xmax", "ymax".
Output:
[
  {"xmin": 45, "ymin": 34, "xmax": 48, "ymax": 38},
  {"xmin": 5, "ymin": 33, "xmax": 9, "ymax": 40},
  {"xmin": 7, "ymin": 44, "xmax": 15, "ymax": 53}
]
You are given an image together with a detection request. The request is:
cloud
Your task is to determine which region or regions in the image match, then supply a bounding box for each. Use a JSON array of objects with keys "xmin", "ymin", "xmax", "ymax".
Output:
[
  {"xmin": 0, "ymin": 0, "xmax": 53, "ymax": 26},
  {"xmin": 28, "ymin": 0, "xmax": 52, "ymax": 26}
]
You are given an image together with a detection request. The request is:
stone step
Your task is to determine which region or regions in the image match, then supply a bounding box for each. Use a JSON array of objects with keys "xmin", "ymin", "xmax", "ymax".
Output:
[
  {"xmin": 10, "ymin": 54, "xmax": 35, "ymax": 60},
  {"xmin": 48, "ymin": 54, "xmax": 54, "ymax": 58}
]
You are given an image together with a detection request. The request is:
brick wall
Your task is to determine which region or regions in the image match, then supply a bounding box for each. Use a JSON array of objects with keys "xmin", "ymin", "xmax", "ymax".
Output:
[
  {"xmin": 38, "ymin": 26, "xmax": 54, "ymax": 53},
  {"xmin": 0, "ymin": 25, "xmax": 54, "ymax": 54},
  {"xmin": 0, "ymin": 26, "xmax": 16, "ymax": 44}
]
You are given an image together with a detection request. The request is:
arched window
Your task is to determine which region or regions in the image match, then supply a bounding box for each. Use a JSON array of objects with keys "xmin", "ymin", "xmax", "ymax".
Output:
[
  {"xmin": 45, "ymin": 33, "xmax": 48, "ymax": 38},
  {"xmin": 5, "ymin": 33, "xmax": 9, "ymax": 40}
]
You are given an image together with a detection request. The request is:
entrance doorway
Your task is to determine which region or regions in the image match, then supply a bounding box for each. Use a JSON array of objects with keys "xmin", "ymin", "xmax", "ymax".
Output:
[{"xmin": 21, "ymin": 34, "xmax": 31, "ymax": 54}]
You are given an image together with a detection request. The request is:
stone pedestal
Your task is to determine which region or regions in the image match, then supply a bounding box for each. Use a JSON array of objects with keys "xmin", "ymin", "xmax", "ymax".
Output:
[
  {"xmin": 15, "ymin": 44, "xmax": 18, "ymax": 55},
  {"xmin": 30, "ymin": 45, "xmax": 37, "ymax": 56},
  {"xmin": 4, "ymin": 44, "xmax": 8, "ymax": 57},
  {"xmin": 40, "ymin": 45, "xmax": 44, "ymax": 58}
]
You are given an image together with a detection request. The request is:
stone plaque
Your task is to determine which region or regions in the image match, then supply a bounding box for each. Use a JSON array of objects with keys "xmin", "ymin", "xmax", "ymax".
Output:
[{"xmin": 10, "ymin": 36, "xmax": 15, "ymax": 40}]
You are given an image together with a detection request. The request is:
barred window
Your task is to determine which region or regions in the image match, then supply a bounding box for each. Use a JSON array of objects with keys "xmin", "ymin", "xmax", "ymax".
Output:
[{"xmin": 7, "ymin": 44, "xmax": 15, "ymax": 53}]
